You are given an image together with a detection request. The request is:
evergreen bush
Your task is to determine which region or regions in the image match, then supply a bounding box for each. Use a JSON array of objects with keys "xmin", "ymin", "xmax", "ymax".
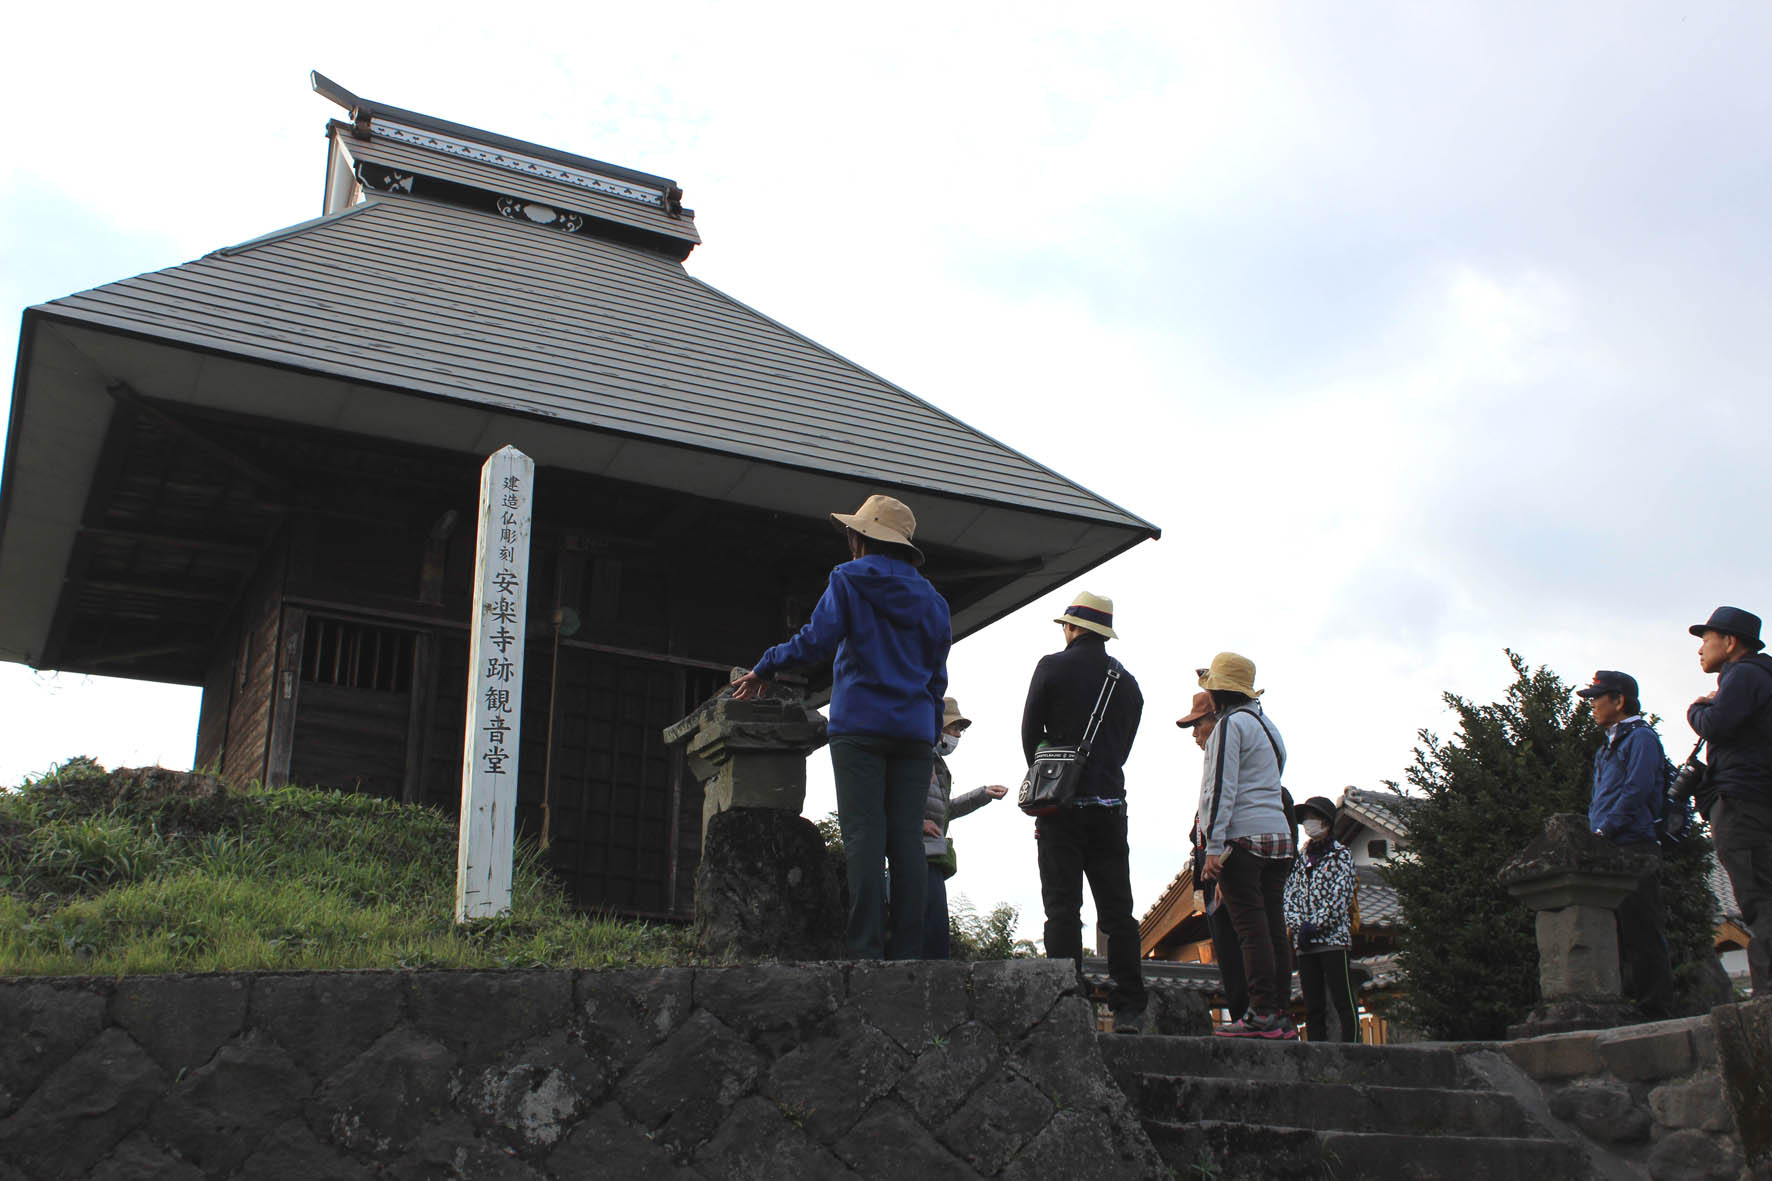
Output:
[{"xmin": 1383, "ymin": 652, "xmax": 1722, "ymax": 1040}]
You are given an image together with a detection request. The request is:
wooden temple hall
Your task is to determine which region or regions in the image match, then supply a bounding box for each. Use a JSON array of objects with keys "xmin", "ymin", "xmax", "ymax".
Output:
[{"xmin": 0, "ymin": 74, "xmax": 1157, "ymax": 918}]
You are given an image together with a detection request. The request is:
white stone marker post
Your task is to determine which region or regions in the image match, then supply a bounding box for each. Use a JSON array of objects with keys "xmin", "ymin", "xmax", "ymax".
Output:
[{"xmin": 456, "ymin": 445, "xmax": 535, "ymax": 921}]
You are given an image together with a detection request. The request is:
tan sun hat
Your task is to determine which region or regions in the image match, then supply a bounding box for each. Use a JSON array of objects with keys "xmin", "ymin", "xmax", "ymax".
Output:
[
  {"xmin": 831, "ymin": 494, "xmax": 923, "ymax": 565},
  {"xmin": 941, "ymin": 697, "xmax": 971, "ymax": 731},
  {"xmin": 1175, "ymin": 690, "xmax": 1216, "ymax": 728},
  {"xmin": 1054, "ymin": 591, "xmax": 1118, "ymax": 639},
  {"xmin": 1197, "ymin": 652, "xmax": 1261, "ymax": 698}
]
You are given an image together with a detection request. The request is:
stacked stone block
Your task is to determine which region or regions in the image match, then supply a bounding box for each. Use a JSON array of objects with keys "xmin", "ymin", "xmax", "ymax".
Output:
[
  {"xmin": 0, "ymin": 961, "xmax": 1164, "ymax": 1179},
  {"xmin": 1505, "ymin": 1005, "xmax": 1764, "ymax": 1180}
]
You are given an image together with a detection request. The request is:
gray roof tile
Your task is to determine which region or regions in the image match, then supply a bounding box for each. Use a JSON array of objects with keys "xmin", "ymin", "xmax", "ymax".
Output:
[{"xmin": 36, "ymin": 194, "xmax": 1152, "ymax": 532}]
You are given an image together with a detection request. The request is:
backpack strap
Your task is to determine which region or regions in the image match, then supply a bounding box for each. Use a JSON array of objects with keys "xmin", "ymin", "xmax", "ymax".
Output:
[{"xmin": 1202, "ymin": 705, "xmax": 1282, "ymax": 846}]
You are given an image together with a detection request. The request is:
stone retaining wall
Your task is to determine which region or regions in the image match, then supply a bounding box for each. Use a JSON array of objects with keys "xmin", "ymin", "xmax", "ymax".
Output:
[
  {"xmin": 1503, "ymin": 999, "xmax": 1772, "ymax": 1180},
  {"xmin": 0, "ymin": 961, "xmax": 1164, "ymax": 1179}
]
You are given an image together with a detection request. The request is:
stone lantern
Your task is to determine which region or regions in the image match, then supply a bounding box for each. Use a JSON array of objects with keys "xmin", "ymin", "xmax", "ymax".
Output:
[
  {"xmin": 663, "ymin": 678, "xmax": 842, "ymax": 960},
  {"xmin": 1499, "ymin": 813, "xmax": 1656, "ymax": 1037}
]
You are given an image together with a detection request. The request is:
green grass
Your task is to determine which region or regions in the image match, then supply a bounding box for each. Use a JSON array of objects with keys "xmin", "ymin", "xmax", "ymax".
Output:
[{"xmin": 0, "ymin": 757, "xmax": 696, "ymax": 976}]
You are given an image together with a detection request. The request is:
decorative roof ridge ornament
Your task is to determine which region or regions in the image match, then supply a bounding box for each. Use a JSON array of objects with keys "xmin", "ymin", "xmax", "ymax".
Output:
[
  {"xmin": 370, "ymin": 120, "xmax": 666, "ymax": 209},
  {"xmin": 310, "ymin": 71, "xmax": 688, "ymax": 218}
]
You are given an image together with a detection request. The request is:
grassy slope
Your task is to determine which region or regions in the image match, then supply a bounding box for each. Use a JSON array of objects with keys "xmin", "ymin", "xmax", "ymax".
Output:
[{"xmin": 0, "ymin": 758, "xmax": 695, "ymax": 976}]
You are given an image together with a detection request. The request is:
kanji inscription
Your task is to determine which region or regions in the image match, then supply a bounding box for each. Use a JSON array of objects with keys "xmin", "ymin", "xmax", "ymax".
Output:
[{"xmin": 456, "ymin": 446, "xmax": 534, "ymax": 921}]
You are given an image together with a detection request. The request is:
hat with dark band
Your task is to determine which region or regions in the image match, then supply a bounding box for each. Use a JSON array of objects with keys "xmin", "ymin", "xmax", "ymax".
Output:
[
  {"xmin": 1055, "ymin": 592, "xmax": 1118, "ymax": 639},
  {"xmin": 1689, "ymin": 606, "xmax": 1765, "ymax": 652},
  {"xmin": 1576, "ymin": 670, "xmax": 1639, "ymax": 700}
]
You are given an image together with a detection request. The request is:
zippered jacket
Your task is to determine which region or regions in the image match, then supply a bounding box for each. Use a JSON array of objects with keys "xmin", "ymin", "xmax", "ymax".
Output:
[
  {"xmin": 924, "ymin": 754, "xmax": 995, "ymax": 872},
  {"xmin": 1688, "ymin": 653, "xmax": 1772, "ymax": 805},
  {"xmin": 1588, "ymin": 719, "xmax": 1665, "ymax": 845},
  {"xmin": 752, "ymin": 554, "xmax": 951, "ymax": 743},
  {"xmin": 1282, "ymin": 841, "xmax": 1355, "ymax": 951},
  {"xmin": 1196, "ymin": 705, "xmax": 1288, "ymax": 856}
]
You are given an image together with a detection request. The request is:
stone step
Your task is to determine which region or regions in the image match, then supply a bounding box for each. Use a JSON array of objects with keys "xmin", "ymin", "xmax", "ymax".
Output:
[
  {"xmin": 1145, "ymin": 1119, "xmax": 1593, "ymax": 1181},
  {"xmin": 1098, "ymin": 1033, "xmax": 1470, "ymax": 1090},
  {"xmin": 1126, "ymin": 1074, "xmax": 1535, "ymax": 1138}
]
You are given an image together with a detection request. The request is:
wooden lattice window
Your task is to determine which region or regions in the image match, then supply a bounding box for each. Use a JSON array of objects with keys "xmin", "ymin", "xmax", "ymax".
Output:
[{"xmin": 301, "ymin": 617, "xmax": 415, "ymax": 693}]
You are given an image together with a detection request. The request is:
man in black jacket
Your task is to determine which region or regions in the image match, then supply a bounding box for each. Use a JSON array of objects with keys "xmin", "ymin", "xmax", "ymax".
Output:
[
  {"xmin": 1688, "ymin": 605, "xmax": 1772, "ymax": 997},
  {"xmin": 1021, "ymin": 592, "xmax": 1146, "ymax": 1029}
]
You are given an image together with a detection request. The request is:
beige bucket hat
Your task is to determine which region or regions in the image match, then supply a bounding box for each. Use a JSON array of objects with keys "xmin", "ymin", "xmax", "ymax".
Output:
[
  {"xmin": 831, "ymin": 494, "xmax": 923, "ymax": 566},
  {"xmin": 1054, "ymin": 591, "xmax": 1118, "ymax": 639},
  {"xmin": 941, "ymin": 697, "xmax": 971, "ymax": 731},
  {"xmin": 1197, "ymin": 652, "xmax": 1262, "ymax": 698}
]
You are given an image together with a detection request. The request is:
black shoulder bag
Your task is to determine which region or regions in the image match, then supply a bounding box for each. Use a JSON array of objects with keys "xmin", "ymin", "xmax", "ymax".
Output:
[{"xmin": 1018, "ymin": 659, "xmax": 1122, "ymax": 816}]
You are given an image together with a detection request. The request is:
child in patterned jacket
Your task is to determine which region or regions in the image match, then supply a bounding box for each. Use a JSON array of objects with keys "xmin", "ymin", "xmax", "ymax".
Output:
[{"xmin": 1282, "ymin": 796, "xmax": 1360, "ymax": 1042}]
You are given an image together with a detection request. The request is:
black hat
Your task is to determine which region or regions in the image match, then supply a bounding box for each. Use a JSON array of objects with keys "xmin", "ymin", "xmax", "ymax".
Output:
[
  {"xmin": 1296, "ymin": 796, "xmax": 1338, "ymax": 825},
  {"xmin": 1576, "ymin": 670, "xmax": 1638, "ymax": 700},
  {"xmin": 1690, "ymin": 606, "xmax": 1765, "ymax": 652}
]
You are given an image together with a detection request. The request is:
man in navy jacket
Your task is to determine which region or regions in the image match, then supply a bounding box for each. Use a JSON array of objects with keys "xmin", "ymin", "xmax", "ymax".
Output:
[
  {"xmin": 1688, "ymin": 606, "xmax": 1772, "ymax": 996},
  {"xmin": 734, "ymin": 494, "xmax": 951, "ymax": 960},
  {"xmin": 1579, "ymin": 670, "xmax": 1674, "ymax": 1018}
]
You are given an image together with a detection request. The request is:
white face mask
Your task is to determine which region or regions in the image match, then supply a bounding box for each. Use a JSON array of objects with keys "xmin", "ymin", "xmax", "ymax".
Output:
[
  {"xmin": 936, "ymin": 733, "xmax": 961, "ymax": 756},
  {"xmin": 1303, "ymin": 817, "xmax": 1328, "ymax": 839}
]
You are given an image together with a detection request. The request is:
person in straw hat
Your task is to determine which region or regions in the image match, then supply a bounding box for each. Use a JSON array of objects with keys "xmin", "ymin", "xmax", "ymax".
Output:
[
  {"xmin": 1019, "ymin": 591, "xmax": 1147, "ymax": 1031},
  {"xmin": 1193, "ymin": 651, "xmax": 1298, "ymax": 1039},
  {"xmin": 921, "ymin": 696, "xmax": 1010, "ymax": 959},
  {"xmin": 734, "ymin": 494, "xmax": 952, "ymax": 960}
]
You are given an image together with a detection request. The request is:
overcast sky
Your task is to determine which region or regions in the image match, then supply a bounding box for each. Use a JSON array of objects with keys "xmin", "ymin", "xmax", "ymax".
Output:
[{"xmin": 4, "ymin": 3, "xmax": 1769, "ymax": 944}]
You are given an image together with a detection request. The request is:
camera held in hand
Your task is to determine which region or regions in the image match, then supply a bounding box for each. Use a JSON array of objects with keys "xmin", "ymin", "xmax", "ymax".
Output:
[
  {"xmin": 1668, "ymin": 753, "xmax": 1705, "ymax": 804},
  {"xmin": 1660, "ymin": 739, "xmax": 1706, "ymax": 845}
]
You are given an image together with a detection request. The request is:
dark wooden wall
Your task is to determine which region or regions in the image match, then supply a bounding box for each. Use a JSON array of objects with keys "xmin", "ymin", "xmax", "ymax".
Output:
[
  {"xmin": 191, "ymin": 424, "xmax": 842, "ymax": 918},
  {"xmin": 197, "ymin": 547, "xmax": 288, "ymax": 788}
]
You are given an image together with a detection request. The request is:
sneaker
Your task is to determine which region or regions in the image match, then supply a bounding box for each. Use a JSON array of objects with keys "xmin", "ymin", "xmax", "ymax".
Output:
[{"xmin": 1214, "ymin": 1010, "xmax": 1297, "ymax": 1040}]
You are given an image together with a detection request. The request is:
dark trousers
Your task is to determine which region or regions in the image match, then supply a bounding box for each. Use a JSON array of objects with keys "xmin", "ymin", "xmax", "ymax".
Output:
[
  {"xmin": 1714, "ymin": 794, "xmax": 1772, "ymax": 996},
  {"xmin": 1217, "ymin": 848, "xmax": 1294, "ymax": 1015},
  {"xmin": 1036, "ymin": 805, "xmax": 1146, "ymax": 1012},
  {"xmin": 1298, "ymin": 949, "xmax": 1359, "ymax": 1042},
  {"xmin": 1614, "ymin": 839, "xmax": 1676, "ymax": 1018},
  {"xmin": 830, "ymin": 736, "xmax": 931, "ymax": 960},
  {"xmin": 923, "ymin": 864, "xmax": 951, "ymax": 959},
  {"xmin": 1207, "ymin": 892, "xmax": 1248, "ymax": 1019}
]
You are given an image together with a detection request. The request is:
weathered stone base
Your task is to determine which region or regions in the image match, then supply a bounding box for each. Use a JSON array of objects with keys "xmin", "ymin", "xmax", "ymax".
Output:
[
  {"xmin": 0, "ymin": 961, "xmax": 1165, "ymax": 1178},
  {"xmin": 1714, "ymin": 996, "xmax": 1772, "ymax": 1174},
  {"xmin": 1503, "ymin": 1005, "xmax": 1762, "ymax": 1179},
  {"xmin": 1509, "ymin": 995, "xmax": 1639, "ymax": 1039},
  {"xmin": 695, "ymin": 806, "xmax": 845, "ymax": 961}
]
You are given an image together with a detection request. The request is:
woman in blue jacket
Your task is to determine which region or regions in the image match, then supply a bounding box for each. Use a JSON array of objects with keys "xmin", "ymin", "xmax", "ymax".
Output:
[{"xmin": 733, "ymin": 495, "xmax": 952, "ymax": 959}]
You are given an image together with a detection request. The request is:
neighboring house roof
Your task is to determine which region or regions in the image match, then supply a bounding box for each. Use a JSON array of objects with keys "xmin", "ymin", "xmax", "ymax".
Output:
[
  {"xmin": 1709, "ymin": 860, "xmax": 1741, "ymax": 922},
  {"xmin": 1354, "ymin": 865, "xmax": 1403, "ymax": 929},
  {"xmin": 1337, "ymin": 788, "xmax": 1415, "ymax": 842}
]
